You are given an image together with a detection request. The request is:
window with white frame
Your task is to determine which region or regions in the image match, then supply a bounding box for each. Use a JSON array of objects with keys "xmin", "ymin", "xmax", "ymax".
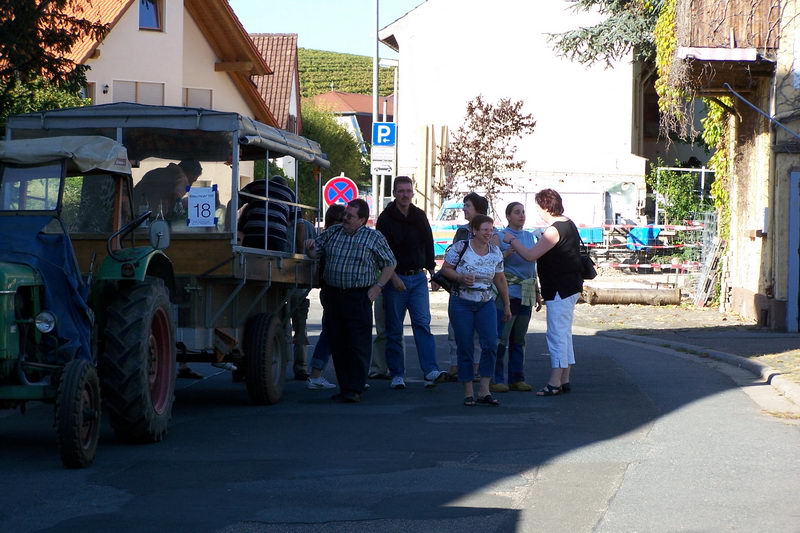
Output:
[
  {"xmin": 113, "ymin": 81, "xmax": 164, "ymax": 105},
  {"xmin": 183, "ymin": 88, "xmax": 213, "ymax": 109}
]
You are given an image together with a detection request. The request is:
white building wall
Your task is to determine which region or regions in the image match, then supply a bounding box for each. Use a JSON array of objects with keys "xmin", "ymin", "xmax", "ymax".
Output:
[
  {"xmin": 384, "ymin": 0, "xmax": 646, "ymax": 196},
  {"xmin": 85, "ymin": 0, "xmax": 184, "ymax": 105},
  {"xmin": 181, "ymin": 10, "xmax": 253, "ymax": 117}
]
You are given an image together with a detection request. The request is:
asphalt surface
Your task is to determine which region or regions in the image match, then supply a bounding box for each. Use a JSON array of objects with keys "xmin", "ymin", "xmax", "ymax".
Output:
[{"xmin": 1, "ymin": 294, "xmax": 799, "ymax": 532}]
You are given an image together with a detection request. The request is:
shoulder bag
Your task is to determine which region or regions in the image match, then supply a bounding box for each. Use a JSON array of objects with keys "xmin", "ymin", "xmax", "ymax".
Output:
[
  {"xmin": 578, "ymin": 232, "xmax": 597, "ymax": 280},
  {"xmin": 431, "ymin": 240, "xmax": 469, "ymax": 293}
]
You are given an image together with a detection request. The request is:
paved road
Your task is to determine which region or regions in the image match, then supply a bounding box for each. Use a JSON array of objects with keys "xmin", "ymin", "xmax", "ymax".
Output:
[{"xmin": 1, "ymin": 299, "xmax": 799, "ymax": 532}]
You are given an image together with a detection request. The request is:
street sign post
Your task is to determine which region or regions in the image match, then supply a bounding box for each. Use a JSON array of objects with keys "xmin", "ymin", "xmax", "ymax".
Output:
[
  {"xmin": 323, "ymin": 174, "xmax": 359, "ymax": 206},
  {"xmin": 370, "ymin": 122, "xmax": 397, "ymax": 177}
]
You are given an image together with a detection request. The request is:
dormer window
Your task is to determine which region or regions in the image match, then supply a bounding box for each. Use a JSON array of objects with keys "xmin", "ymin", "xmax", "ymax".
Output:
[{"xmin": 139, "ymin": 0, "xmax": 162, "ymax": 31}]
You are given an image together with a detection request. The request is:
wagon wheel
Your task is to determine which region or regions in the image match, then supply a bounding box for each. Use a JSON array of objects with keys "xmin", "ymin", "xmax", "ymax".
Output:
[
  {"xmin": 101, "ymin": 277, "xmax": 175, "ymax": 442},
  {"xmin": 55, "ymin": 359, "xmax": 101, "ymax": 469},
  {"xmin": 244, "ymin": 313, "xmax": 287, "ymax": 405}
]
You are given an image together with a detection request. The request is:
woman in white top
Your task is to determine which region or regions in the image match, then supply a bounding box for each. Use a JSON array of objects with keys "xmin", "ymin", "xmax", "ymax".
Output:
[{"xmin": 441, "ymin": 215, "xmax": 511, "ymax": 406}]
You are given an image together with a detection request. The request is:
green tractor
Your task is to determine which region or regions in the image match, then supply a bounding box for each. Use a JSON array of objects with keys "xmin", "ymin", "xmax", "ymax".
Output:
[{"xmin": 0, "ymin": 136, "xmax": 176, "ymax": 468}]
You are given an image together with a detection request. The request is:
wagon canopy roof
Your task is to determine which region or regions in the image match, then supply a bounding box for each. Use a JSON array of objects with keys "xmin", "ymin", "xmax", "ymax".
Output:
[
  {"xmin": 6, "ymin": 103, "xmax": 330, "ymax": 169},
  {"xmin": 0, "ymin": 136, "xmax": 131, "ymax": 174}
]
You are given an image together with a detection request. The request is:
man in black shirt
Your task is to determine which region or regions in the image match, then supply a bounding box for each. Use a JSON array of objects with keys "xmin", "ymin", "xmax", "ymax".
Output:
[{"xmin": 377, "ymin": 176, "xmax": 445, "ymax": 389}]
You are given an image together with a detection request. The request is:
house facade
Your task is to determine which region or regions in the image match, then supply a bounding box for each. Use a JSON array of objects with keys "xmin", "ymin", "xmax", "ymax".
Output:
[
  {"xmin": 72, "ymin": 0, "xmax": 274, "ymax": 124},
  {"xmin": 379, "ymin": 0, "xmax": 649, "ymax": 222},
  {"xmin": 671, "ymin": 0, "xmax": 798, "ymax": 330},
  {"xmin": 250, "ymin": 33, "xmax": 303, "ymax": 179},
  {"xmin": 62, "ymin": 0, "xmax": 283, "ymax": 206}
]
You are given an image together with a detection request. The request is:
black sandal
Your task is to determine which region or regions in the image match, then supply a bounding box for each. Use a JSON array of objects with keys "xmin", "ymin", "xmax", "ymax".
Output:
[
  {"xmin": 560, "ymin": 382, "xmax": 571, "ymax": 394},
  {"xmin": 476, "ymin": 394, "xmax": 500, "ymax": 406},
  {"xmin": 536, "ymin": 384, "xmax": 561, "ymax": 396},
  {"xmin": 463, "ymin": 396, "xmax": 476, "ymax": 406}
]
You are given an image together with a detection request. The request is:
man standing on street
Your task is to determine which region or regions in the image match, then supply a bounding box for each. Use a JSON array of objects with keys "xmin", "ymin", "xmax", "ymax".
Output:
[
  {"xmin": 377, "ymin": 176, "xmax": 446, "ymax": 389},
  {"xmin": 305, "ymin": 198, "xmax": 396, "ymax": 403}
]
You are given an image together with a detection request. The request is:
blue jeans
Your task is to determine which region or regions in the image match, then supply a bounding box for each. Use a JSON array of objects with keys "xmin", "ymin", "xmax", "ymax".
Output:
[
  {"xmin": 448, "ymin": 295, "xmax": 497, "ymax": 382},
  {"xmin": 383, "ymin": 272, "xmax": 439, "ymax": 377},
  {"xmin": 494, "ymin": 298, "xmax": 531, "ymax": 384},
  {"xmin": 310, "ymin": 328, "xmax": 330, "ymax": 370}
]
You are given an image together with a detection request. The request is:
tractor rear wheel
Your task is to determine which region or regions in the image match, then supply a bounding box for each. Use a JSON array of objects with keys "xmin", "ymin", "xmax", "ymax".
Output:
[
  {"xmin": 244, "ymin": 313, "xmax": 287, "ymax": 405},
  {"xmin": 101, "ymin": 277, "xmax": 175, "ymax": 442},
  {"xmin": 55, "ymin": 358, "xmax": 101, "ymax": 468}
]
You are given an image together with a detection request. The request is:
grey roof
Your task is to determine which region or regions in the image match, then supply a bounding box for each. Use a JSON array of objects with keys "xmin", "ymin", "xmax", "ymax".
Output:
[{"xmin": 6, "ymin": 103, "xmax": 330, "ymax": 168}]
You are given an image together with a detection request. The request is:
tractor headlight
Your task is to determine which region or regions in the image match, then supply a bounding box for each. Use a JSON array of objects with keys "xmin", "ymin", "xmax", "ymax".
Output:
[{"xmin": 35, "ymin": 311, "xmax": 56, "ymax": 333}]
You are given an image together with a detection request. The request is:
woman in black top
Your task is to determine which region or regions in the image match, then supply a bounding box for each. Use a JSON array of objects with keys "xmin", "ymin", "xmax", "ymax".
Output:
[{"xmin": 503, "ymin": 189, "xmax": 582, "ymax": 396}]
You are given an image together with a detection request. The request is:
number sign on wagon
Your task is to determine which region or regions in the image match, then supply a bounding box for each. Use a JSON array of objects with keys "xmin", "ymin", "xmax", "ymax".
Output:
[{"xmin": 187, "ymin": 185, "xmax": 217, "ymax": 227}]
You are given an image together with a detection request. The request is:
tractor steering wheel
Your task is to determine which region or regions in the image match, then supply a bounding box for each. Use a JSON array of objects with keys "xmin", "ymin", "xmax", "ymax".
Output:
[{"xmin": 106, "ymin": 210, "xmax": 153, "ymax": 262}]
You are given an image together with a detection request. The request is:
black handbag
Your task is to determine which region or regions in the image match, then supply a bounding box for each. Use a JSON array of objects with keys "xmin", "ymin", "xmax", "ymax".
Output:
[
  {"xmin": 431, "ymin": 240, "xmax": 469, "ymax": 293},
  {"xmin": 578, "ymin": 234, "xmax": 597, "ymax": 280}
]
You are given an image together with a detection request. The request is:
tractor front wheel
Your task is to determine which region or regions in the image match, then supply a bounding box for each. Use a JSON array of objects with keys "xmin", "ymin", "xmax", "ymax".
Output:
[{"xmin": 55, "ymin": 358, "xmax": 101, "ymax": 468}]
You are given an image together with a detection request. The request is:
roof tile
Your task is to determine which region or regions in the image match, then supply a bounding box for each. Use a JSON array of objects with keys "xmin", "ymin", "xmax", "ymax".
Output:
[
  {"xmin": 250, "ymin": 33, "xmax": 299, "ymax": 131},
  {"xmin": 312, "ymin": 91, "xmax": 394, "ymax": 117}
]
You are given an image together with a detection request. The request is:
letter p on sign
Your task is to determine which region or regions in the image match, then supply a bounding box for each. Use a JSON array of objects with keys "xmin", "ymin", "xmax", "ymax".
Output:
[{"xmin": 372, "ymin": 122, "xmax": 396, "ymax": 146}]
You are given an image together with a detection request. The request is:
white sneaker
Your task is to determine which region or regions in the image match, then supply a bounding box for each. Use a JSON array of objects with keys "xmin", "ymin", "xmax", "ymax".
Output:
[
  {"xmin": 424, "ymin": 370, "xmax": 446, "ymax": 389},
  {"xmin": 307, "ymin": 376, "xmax": 336, "ymax": 390},
  {"xmin": 390, "ymin": 376, "xmax": 406, "ymax": 389}
]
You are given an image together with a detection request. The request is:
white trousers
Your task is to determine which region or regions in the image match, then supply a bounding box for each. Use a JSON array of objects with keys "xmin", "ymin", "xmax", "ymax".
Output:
[{"xmin": 545, "ymin": 292, "xmax": 579, "ymax": 369}]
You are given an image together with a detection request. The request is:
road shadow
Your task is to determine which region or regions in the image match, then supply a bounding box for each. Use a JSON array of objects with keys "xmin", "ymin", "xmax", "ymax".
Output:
[{"xmin": 0, "ymin": 326, "xmax": 795, "ymax": 532}]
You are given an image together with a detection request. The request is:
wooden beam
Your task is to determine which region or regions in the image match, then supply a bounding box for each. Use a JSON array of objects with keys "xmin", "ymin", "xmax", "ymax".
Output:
[{"xmin": 215, "ymin": 61, "xmax": 254, "ymax": 72}]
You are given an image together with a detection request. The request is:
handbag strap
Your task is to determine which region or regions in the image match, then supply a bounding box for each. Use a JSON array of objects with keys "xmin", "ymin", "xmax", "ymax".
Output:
[
  {"xmin": 453, "ymin": 238, "xmax": 470, "ymax": 269},
  {"xmin": 575, "ymin": 224, "xmax": 589, "ymax": 255}
]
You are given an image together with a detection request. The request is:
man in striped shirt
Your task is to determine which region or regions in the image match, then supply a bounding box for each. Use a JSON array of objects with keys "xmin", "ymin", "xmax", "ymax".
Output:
[{"xmin": 305, "ymin": 198, "xmax": 396, "ymax": 403}]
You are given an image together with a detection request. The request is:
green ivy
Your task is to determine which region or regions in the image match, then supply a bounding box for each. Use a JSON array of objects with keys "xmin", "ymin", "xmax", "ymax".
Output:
[
  {"xmin": 654, "ymin": 0, "xmax": 679, "ymax": 117},
  {"xmin": 700, "ymin": 98, "xmax": 731, "ymax": 240}
]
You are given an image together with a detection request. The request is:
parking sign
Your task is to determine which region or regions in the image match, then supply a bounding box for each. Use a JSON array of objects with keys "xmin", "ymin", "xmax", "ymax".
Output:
[{"xmin": 372, "ymin": 122, "xmax": 396, "ymax": 146}]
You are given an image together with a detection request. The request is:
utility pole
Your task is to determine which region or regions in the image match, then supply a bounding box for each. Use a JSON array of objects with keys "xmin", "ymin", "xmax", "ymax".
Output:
[{"xmin": 371, "ymin": 0, "xmax": 379, "ymax": 220}]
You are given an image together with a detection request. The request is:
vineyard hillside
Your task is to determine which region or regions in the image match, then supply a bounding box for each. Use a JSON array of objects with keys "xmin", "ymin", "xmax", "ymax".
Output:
[{"xmin": 298, "ymin": 48, "xmax": 395, "ymax": 98}]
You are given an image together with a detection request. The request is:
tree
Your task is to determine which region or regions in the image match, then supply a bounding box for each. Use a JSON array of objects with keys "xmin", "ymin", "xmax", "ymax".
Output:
[
  {"xmin": 0, "ymin": 0, "xmax": 109, "ymax": 121},
  {"xmin": 549, "ymin": 0, "xmax": 662, "ymax": 67},
  {"xmin": 435, "ymin": 96, "xmax": 536, "ymax": 209},
  {"xmin": 295, "ymin": 102, "xmax": 369, "ymax": 212}
]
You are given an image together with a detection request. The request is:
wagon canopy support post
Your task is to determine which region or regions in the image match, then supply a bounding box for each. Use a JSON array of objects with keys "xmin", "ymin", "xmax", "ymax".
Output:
[
  {"xmin": 292, "ymin": 157, "xmax": 299, "ymax": 254},
  {"xmin": 315, "ymin": 167, "xmax": 322, "ymax": 225},
  {"xmin": 265, "ymin": 150, "xmax": 270, "ymax": 250},
  {"xmin": 230, "ymin": 134, "xmax": 240, "ymax": 246}
]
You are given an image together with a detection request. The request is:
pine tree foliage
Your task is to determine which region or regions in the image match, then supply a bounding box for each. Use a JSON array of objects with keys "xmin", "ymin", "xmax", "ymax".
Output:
[
  {"xmin": 0, "ymin": 0, "xmax": 109, "ymax": 121},
  {"xmin": 549, "ymin": 0, "xmax": 662, "ymax": 66},
  {"xmin": 298, "ymin": 48, "xmax": 396, "ymax": 98}
]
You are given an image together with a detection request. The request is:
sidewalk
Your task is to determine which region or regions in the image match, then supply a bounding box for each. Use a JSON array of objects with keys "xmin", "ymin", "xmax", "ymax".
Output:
[
  {"xmin": 562, "ymin": 302, "xmax": 800, "ymax": 406},
  {"xmin": 428, "ymin": 289, "xmax": 800, "ymax": 406}
]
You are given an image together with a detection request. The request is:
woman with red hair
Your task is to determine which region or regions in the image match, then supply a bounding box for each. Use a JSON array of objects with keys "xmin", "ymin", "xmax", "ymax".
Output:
[{"xmin": 503, "ymin": 189, "xmax": 583, "ymax": 396}]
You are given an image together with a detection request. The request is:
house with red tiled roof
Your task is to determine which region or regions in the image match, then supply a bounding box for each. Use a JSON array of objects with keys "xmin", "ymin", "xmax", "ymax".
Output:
[
  {"xmin": 250, "ymin": 34, "xmax": 301, "ymax": 134},
  {"xmin": 67, "ymin": 0, "xmax": 276, "ymax": 125},
  {"xmin": 311, "ymin": 91, "xmax": 394, "ymax": 154}
]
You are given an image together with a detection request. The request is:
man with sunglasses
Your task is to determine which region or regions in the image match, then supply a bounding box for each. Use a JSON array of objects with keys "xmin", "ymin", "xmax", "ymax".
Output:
[{"xmin": 305, "ymin": 198, "xmax": 396, "ymax": 403}]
